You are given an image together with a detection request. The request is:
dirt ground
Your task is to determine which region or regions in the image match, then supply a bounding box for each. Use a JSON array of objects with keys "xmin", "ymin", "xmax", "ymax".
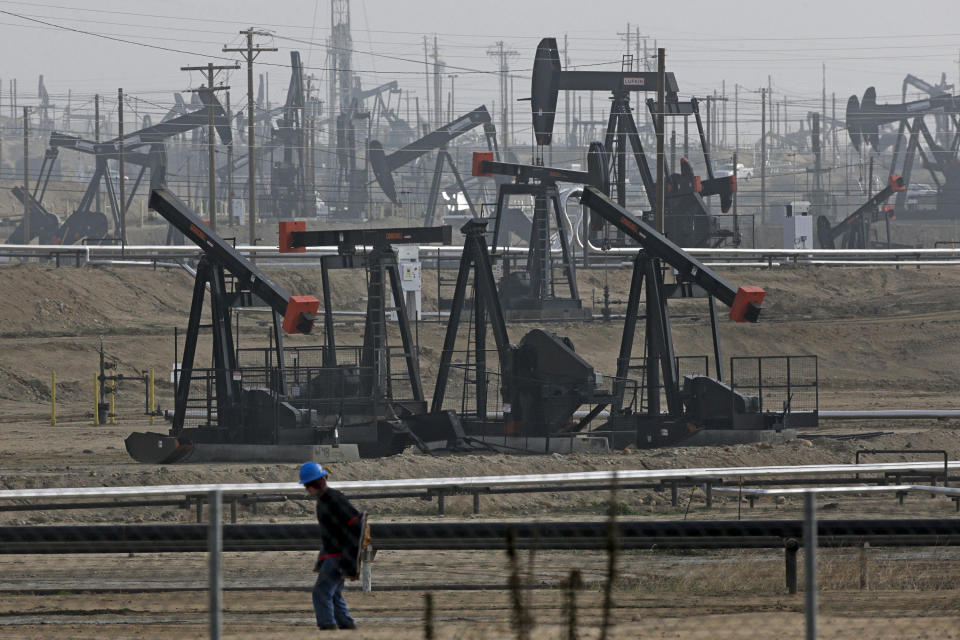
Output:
[
  {"xmin": 1, "ymin": 260, "xmax": 960, "ymax": 637},
  {"xmin": 1, "ymin": 261, "xmax": 960, "ymax": 417}
]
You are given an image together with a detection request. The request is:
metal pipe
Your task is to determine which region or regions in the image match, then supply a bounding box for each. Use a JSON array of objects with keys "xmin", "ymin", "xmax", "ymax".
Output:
[
  {"xmin": 820, "ymin": 410, "xmax": 960, "ymax": 420},
  {"xmin": 4, "ymin": 244, "xmax": 960, "ymax": 258},
  {"xmin": 4, "ymin": 518, "xmax": 960, "ymax": 555},
  {"xmin": 804, "ymin": 492, "xmax": 818, "ymax": 639},
  {"xmin": 208, "ymin": 489, "xmax": 223, "ymax": 640},
  {"xmin": 4, "ymin": 461, "xmax": 960, "ymax": 501}
]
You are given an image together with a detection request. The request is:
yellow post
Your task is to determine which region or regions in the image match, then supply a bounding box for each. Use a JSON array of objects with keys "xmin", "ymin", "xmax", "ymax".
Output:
[
  {"xmin": 149, "ymin": 369, "xmax": 155, "ymax": 426},
  {"xmin": 109, "ymin": 385, "xmax": 116, "ymax": 425},
  {"xmin": 50, "ymin": 371, "xmax": 56, "ymax": 426},
  {"xmin": 93, "ymin": 373, "xmax": 100, "ymax": 426}
]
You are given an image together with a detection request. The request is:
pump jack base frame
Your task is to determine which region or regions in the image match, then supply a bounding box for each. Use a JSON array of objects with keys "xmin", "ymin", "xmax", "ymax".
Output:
[
  {"xmin": 592, "ymin": 418, "xmax": 799, "ymax": 449},
  {"xmin": 125, "ymin": 431, "xmax": 360, "ymax": 464},
  {"xmin": 503, "ymin": 304, "xmax": 593, "ymax": 322}
]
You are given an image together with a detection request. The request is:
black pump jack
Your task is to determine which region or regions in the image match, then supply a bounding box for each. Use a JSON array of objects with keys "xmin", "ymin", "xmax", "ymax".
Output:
[
  {"xmin": 368, "ymin": 105, "xmax": 499, "ymax": 225},
  {"xmin": 529, "ymin": 37, "xmax": 737, "ymax": 247}
]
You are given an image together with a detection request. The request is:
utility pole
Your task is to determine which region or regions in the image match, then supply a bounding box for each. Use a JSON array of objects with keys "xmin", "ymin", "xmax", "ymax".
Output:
[
  {"xmin": 760, "ymin": 87, "xmax": 767, "ymax": 224},
  {"xmin": 0, "ymin": 81, "xmax": 3, "ymax": 181},
  {"xmin": 655, "ymin": 48, "xmax": 666, "ymax": 234},
  {"xmin": 821, "ymin": 63, "xmax": 827, "ymax": 136},
  {"xmin": 487, "ymin": 42, "xmax": 518, "ymax": 150},
  {"xmin": 447, "ymin": 74, "xmax": 457, "ymax": 122},
  {"xmin": 432, "ymin": 36, "xmax": 444, "ymax": 131},
  {"xmin": 226, "ymin": 91, "xmax": 234, "ymax": 224},
  {"xmin": 423, "ymin": 36, "xmax": 432, "ymax": 128},
  {"xmin": 118, "ymin": 88, "xmax": 126, "ymax": 245},
  {"xmin": 563, "ymin": 33, "xmax": 570, "ymax": 147},
  {"xmin": 95, "ymin": 94, "xmax": 101, "ymax": 214},
  {"xmin": 22, "ymin": 107, "xmax": 29, "ymax": 245},
  {"xmin": 734, "ymin": 84, "xmax": 739, "ymax": 150},
  {"xmin": 784, "ymin": 96, "xmax": 788, "ymax": 138},
  {"xmin": 722, "ymin": 80, "xmax": 727, "ymax": 149},
  {"xmin": 180, "ymin": 61, "xmax": 239, "ymax": 231},
  {"xmin": 832, "ymin": 92, "xmax": 837, "ymax": 156},
  {"xmin": 224, "ymin": 28, "xmax": 276, "ymax": 246}
]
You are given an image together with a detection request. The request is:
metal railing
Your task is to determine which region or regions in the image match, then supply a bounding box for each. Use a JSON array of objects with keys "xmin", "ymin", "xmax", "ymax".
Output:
[{"xmin": 730, "ymin": 355, "xmax": 819, "ymax": 416}]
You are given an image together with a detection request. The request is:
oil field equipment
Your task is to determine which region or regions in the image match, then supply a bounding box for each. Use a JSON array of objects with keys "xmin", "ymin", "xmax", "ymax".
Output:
[
  {"xmin": 847, "ymin": 85, "xmax": 960, "ymax": 220},
  {"xmin": 330, "ymin": 79, "xmax": 405, "ymax": 219},
  {"xmin": 368, "ymin": 105, "xmax": 499, "ymax": 224},
  {"xmin": 276, "ymin": 221, "xmax": 463, "ymax": 456},
  {"xmin": 8, "ymin": 90, "xmax": 231, "ymax": 245},
  {"xmin": 126, "ymin": 190, "xmax": 465, "ymax": 462},
  {"xmin": 125, "ymin": 188, "xmax": 324, "ymax": 463},
  {"xmin": 269, "ymin": 51, "xmax": 309, "ymax": 219},
  {"xmin": 530, "ymin": 37, "xmax": 737, "ymax": 248},
  {"xmin": 473, "ymin": 142, "xmax": 608, "ymax": 320},
  {"xmin": 816, "ymin": 175, "xmax": 907, "ymax": 249},
  {"xmin": 430, "ymin": 219, "xmax": 614, "ymax": 452},
  {"xmin": 579, "ymin": 186, "xmax": 818, "ymax": 447}
]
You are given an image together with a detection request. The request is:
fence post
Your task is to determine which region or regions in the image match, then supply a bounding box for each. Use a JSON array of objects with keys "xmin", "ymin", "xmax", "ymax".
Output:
[
  {"xmin": 859, "ymin": 542, "xmax": 869, "ymax": 590},
  {"xmin": 50, "ymin": 371, "xmax": 56, "ymax": 426},
  {"xmin": 784, "ymin": 538, "xmax": 799, "ymax": 594},
  {"xmin": 208, "ymin": 489, "xmax": 223, "ymax": 640},
  {"xmin": 149, "ymin": 369, "xmax": 155, "ymax": 426},
  {"xmin": 93, "ymin": 373, "xmax": 100, "ymax": 426},
  {"xmin": 804, "ymin": 492, "xmax": 818, "ymax": 640}
]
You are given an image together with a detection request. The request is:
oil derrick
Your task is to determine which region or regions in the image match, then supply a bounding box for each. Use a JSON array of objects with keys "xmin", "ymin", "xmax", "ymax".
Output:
[
  {"xmin": 327, "ymin": 0, "xmax": 360, "ymax": 217},
  {"xmin": 36, "ymin": 75, "xmax": 54, "ymax": 133}
]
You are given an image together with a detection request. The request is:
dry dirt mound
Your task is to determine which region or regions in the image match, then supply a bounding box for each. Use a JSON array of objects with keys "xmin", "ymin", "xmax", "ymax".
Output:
[{"xmin": 0, "ymin": 262, "xmax": 958, "ymax": 416}]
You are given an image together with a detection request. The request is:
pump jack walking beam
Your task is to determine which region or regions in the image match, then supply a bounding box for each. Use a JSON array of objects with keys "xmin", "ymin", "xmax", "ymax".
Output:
[
  {"xmin": 150, "ymin": 188, "xmax": 319, "ymax": 334},
  {"xmin": 816, "ymin": 175, "xmax": 906, "ymax": 249},
  {"xmin": 580, "ymin": 186, "xmax": 764, "ymax": 321},
  {"xmin": 368, "ymin": 105, "xmax": 498, "ymax": 224}
]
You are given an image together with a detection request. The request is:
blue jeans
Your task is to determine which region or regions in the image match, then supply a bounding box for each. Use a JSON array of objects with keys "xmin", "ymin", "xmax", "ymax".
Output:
[{"xmin": 313, "ymin": 557, "xmax": 355, "ymax": 629}]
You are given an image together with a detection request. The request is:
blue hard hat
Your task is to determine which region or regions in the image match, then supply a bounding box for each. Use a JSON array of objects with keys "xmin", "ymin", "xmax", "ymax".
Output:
[{"xmin": 299, "ymin": 461, "xmax": 329, "ymax": 485}]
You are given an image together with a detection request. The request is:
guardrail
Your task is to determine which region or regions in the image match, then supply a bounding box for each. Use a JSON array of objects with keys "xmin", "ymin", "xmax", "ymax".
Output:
[
  {"xmin": 3, "ymin": 461, "xmax": 959, "ymax": 518},
  {"xmin": 714, "ymin": 484, "xmax": 960, "ymax": 510},
  {"xmin": 4, "ymin": 243, "xmax": 960, "ymax": 267}
]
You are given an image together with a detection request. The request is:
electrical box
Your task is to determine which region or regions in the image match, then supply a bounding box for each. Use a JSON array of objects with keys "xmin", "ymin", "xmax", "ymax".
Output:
[
  {"xmin": 784, "ymin": 201, "xmax": 813, "ymax": 250},
  {"xmin": 392, "ymin": 246, "xmax": 421, "ymax": 321}
]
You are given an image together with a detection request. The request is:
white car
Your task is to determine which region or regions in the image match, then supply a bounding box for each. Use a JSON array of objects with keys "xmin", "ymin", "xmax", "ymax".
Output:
[{"xmin": 716, "ymin": 163, "xmax": 754, "ymax": 180}]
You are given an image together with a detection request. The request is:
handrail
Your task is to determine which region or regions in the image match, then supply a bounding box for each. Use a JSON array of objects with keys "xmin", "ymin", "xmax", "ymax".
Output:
[{"xmin": 2, "ymin": 460, "xmax": 960, "ymax": 501}]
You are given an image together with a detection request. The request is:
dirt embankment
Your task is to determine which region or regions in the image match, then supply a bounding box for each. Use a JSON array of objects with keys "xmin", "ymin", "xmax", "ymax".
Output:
[{"xmin": 1, "ymin": 262, "xmax": 958, "ymax": 416}]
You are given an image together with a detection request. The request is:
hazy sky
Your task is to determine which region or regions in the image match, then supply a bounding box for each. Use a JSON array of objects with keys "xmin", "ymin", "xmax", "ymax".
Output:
[{"xmin": 2, "ymin": 0, "xmax": 959, "ymax": 141}]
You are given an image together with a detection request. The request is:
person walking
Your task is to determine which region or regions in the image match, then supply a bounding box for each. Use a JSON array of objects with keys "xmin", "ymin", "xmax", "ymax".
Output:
[{"xmin": 300, "ymin": 461, "xmax": 362, "ymax": 631}]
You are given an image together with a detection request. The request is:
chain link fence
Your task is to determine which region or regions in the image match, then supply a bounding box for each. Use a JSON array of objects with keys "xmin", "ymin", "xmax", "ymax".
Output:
[{"xmin": 2, "ymin": 463, "xmax": 960, "ymax": 639}]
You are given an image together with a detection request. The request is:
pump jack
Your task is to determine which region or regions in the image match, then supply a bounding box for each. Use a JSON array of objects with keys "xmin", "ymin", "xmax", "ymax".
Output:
[
  {"xmin": 847, "ymin": 85, "xmax": 960, "ymax": 219},
  {"xmin": 471, "ymin": 142, "xmax": 608, "ymax": 320},
  {"xmin": 816, "ymin": 175, "xmax": 907, "ymax": 249},
  {"xmin": 277, "ymin": 221, "xmax": 463, "ymax": 456},
  {"xmin": 430, "ymin": 219, "xmax": 613, "ymax": 450},
  {"xmin": 368, "ymin": 105, "xmax": 499, "ymax": 224},
  {"xmin": 125, "ymin": 188, "xmax": 321, "ymax": 463},
  {"xmin": 579, "ymin": 187, "xmax": 816, "ymax": 447},
  {"xmin": 9, "ymin": 90, "xmax": 231, "ymax": 245},
  {"xmin": 126, "ymin": 189, "xmax": 463, "ymax": 461},
  {"xmin": 530, "ymin": 37, "xmax": 737, "ymax": 247}
]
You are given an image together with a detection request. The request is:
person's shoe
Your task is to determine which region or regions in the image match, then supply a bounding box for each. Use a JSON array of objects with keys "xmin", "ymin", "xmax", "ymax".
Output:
[
  {"xmin": 339, "ymin": 621, "xmax": 357, "ymax": 630},
  {"xmin": 319, "ymin": 623, "xmax": 338, "ymax": 630}
]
